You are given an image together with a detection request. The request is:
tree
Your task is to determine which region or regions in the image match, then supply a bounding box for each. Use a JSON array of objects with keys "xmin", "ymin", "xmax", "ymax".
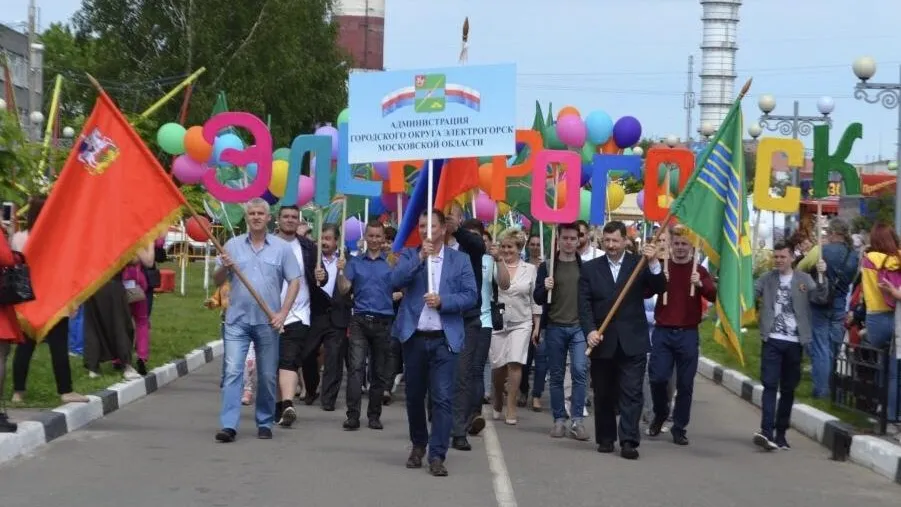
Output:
[{"xmin": 47, "ymin": 0, "xmax": 349, "ymax": 146}]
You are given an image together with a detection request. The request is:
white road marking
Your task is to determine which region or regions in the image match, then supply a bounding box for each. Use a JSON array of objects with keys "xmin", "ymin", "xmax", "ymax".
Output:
[{"xmin": 482, "ymin": 413, "xmax": 518, "ymax": 507}]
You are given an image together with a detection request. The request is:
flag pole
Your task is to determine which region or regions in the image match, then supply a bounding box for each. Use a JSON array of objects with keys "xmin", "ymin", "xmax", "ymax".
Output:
[
  {"xmin": 585, "ymin": 78, "xmax": 753, "ymax": 356},
  {"xmin": 83, "ymin": 73, "xmax": 276, "ymax": 322},
  {"xmin": 138, "ymin": 67, "xmax": 207, "ymax": 119}
]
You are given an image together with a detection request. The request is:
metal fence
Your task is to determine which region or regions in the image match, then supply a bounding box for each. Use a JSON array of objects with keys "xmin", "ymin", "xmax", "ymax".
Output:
[{"xmin": 831, "ymin": 340, "xmax": 899, "ymax": 435}]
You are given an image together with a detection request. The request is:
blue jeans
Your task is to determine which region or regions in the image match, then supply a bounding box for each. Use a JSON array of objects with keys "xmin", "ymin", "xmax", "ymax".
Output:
[
  {"xmin": 545, "ymin": 324, "xmax": 588, "ymax": 423},
  {"xmin": 759, "ymin": 339, "xmax": 803, "ymax": 438},
  {"xmin": 648, "ymin": 327, "xmax": 699, "ymax": 435},
  {"xmin": 809, "ymin": 300, "xmax": 846, "ymax": 398},
  {"xmin": 220, "ymin": 322, "xmax": 280, "ymax": 431},
  {"xmin": 865, "ymin": 312, "xmax": 899, "ymax": 422},
  {"xmin": 403, "ymin": 333, "xmax": 458, "ymax": 461}
]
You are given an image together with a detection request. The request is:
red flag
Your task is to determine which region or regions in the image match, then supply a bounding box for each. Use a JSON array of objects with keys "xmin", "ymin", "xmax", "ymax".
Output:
[
  {"xmin": 434, "ymin": 157, "xmax": 480, "ymax": 211},
  {"xmin": 18, "ymin": 90, "xmax": 186, "ymax": 340}
]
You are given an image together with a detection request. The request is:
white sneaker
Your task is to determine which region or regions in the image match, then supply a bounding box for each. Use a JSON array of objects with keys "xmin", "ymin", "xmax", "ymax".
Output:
[
  {"xmin": 123, "ymin": 366, "xmax": 142, "ymax": 381},
  {"xmin": 392, "ymin": 373, "xmax": 404, "ymax": 394},
  {"xmin": 88, "ymin": 370, "xmax": 101, "ymax": 379}
]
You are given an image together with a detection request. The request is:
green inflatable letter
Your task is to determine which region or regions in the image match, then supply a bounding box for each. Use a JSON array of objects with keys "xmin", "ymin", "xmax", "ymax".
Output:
[{"xmin": 812, "ymin": 123, "xmax": 862, "ymax": 198}]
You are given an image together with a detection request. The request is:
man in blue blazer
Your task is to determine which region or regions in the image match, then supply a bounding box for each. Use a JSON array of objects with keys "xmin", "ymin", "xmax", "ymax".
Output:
[{"xmin": 391, "ymin": 209, "xmax": 478, "ymax": 477}]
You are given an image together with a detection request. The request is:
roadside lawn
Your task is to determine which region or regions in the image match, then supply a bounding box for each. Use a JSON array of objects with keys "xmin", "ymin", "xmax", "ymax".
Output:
[
  {"xmin": 699, "ymin": 320, "xmax": 873, "ymax": 430},
  {"xmin": 5, "ymin": 262, "xmax": 220, "ymax": 408}
]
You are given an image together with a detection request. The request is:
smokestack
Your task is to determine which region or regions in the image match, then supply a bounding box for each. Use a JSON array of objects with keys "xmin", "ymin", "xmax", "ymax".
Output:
[
  {"xmin": 334, "ymin": 0, "xmax": 385, "ymax": 71},
  {"xmin": 698, "ymin": 0, "xmax": 741, "ymax": 131}
]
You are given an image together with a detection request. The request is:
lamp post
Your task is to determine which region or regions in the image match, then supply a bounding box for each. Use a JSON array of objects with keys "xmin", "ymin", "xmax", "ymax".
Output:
[
  {"xmin": 699, "ymin": 121, "xmax": 716, "ymax": 141},
  {"xmin": 851, "ymin": 57, "xmax": 901, "ymax": 234},
  {"xmin": 757, "ymin": 95, "xmax": 834, "ymax": 187}
]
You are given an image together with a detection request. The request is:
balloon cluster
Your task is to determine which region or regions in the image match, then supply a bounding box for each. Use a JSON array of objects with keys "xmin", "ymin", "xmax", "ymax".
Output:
[{"xmin": 156, "ymin": 108, "xmax": 363, "ymax": 209}]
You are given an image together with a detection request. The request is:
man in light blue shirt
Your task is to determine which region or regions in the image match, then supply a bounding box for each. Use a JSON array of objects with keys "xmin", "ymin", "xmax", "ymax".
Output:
[{"xmin": 213, "ymin": 198, "xmax": 301, "ymax": 443}]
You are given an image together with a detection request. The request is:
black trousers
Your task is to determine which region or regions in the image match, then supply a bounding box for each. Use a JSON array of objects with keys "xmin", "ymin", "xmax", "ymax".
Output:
[
  {"xmin": 13, "ymin": 318, "xmax": 73, "ymax": 395},
  {"xmin": 591, "ymin": 345, "xmax": 646, "ymax": 447},
  {"xmin": 308, "ymin": 313, "xmax": 347, "ymax": 408},
  {"xmin": 346, "ymin": 314, "xmax": 393, "ymax": 420},
  {"xmin": 451, "ymin": 315, "xmax": 484, "ymax": 437}
]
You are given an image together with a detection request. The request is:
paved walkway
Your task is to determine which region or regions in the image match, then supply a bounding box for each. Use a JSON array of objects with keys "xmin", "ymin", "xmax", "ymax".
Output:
[{"xmin": 0, "ymin": 361, "xmax": 897, "ymax": 507}]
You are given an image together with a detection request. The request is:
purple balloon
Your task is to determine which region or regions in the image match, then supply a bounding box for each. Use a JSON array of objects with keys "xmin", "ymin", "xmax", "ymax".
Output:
[
  {"xmin": 171, "ymin": 155, "xmax": 208, "ymax": 185},
  {"xmin": 612, "ymin": 116, "xmax": 642, "ymax": 149},
  {"xmin": 261, "ymin": 190, "xmax": 279, "ymax": 205},
  {"xmin": 315, "ymin": 125, "xmax": 340, "ymax": 159},
  {"xmin": 344, "ymin": 216, "xmax": 363, "ymax": 242},
  {"xmin": 373, "ymin": 161, "xmax": 389, "ymax": 180},
  {"xmin": 636, "ymin": 189, "xmax": 645, "ymax": 212}
]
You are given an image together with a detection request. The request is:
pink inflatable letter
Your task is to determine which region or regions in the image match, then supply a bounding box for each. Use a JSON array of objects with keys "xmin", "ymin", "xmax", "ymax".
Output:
[
  {"xmin": 530, "ymin": 149, "xmax": 580, "ymax": 223},
  {"xmin": 201, "ymin": 112, "xmax": 273, "ymax": 203}
]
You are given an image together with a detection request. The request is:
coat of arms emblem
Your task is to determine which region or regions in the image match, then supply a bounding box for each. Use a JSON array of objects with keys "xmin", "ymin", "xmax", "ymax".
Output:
[{"xmin": 77, "ymin": 128, "xmax": 120, "ymax": 175}]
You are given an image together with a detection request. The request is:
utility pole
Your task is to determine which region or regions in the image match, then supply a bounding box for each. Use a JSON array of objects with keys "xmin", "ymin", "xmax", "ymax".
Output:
[
  {"xmin": 26, "ymin": 0, "xmax": 42, "ymax": 140},
  {"xmin": 683, "ymin": 55, "xmax": 695, "ymax": 143}
]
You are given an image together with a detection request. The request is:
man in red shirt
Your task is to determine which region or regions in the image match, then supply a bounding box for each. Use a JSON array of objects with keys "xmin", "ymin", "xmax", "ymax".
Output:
[{"xmin": 647, "ymin": 226, "xmax": 717, "ymax": 445}]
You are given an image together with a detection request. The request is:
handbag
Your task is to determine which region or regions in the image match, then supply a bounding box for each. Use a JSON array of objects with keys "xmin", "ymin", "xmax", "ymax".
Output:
[
  {"xmin": 0, "ymin": 251, "xmax": 35, "ymax": 305},
  {"xmin": 490, "ymin": 278, "xmax": 505, "ymax": 331},
  {"xmin": 125, "ymin": 286, "xmax": 146, "ymax": 304}
]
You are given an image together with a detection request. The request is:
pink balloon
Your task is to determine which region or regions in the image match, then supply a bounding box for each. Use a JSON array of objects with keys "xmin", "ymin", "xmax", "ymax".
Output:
[
  {"xmin": 297, "ymin": 175, "xmax": 315, "ymax": 206},
  {"xmin": 381, "ymin": 192, "xmax": 409, "ymax": 212},
  {"xmin": 172, "ymin": 155, "xmax": 208, "ymax": 184},
  {"xmin": 556, "ymin": 115, "xmax": 587, "ymax": 147},
  {"xmin": 521, "ymin": 215, "xmax": 532, "ymax": 230},
  {"xmin": 474, "ymin": 191, "xmax": 496, "ymax": 222}
]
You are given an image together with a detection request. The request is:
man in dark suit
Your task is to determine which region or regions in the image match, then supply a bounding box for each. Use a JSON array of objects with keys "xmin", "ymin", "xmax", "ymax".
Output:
[
  {"xmin": 273, "ymin": 205, "xmax": 328, "ymax": 426},
  {"xmin": 308, "ymin": 224, "xmax": 352, "ymax": 411},
  {"xmin": 391, "ymin": 209, "xmax": 478, "ymax": 477},
  {"xmin": 579, "ymin": 221, "xmax": 665, "ymax": 460}
]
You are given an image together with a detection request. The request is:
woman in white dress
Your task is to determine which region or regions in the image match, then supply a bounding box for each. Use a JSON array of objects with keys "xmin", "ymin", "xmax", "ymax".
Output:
[{"xmin": 489, "ymin": 228, "xmax": 538, "ymax": 425}]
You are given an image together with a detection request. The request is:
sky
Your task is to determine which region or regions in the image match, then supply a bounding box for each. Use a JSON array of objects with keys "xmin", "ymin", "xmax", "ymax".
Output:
[{"xmin": 6, "ymin": 0, "xmax": 901, "ymax": 164}]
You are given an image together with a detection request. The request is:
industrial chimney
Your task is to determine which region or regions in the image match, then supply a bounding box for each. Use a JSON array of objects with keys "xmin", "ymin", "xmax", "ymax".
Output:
[
  {"xmin": 698, "ymin": 0, "xmax": 741, "ymax": 130},
  {"xmin": 333, "ymin": 0, "xmax": 385, "ymax": 71}
]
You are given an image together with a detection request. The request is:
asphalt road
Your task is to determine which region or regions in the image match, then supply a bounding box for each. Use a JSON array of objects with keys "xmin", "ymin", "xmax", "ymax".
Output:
[{"xmin": 0, "ymin": 361, "xmax": 897, "ymax": 507}]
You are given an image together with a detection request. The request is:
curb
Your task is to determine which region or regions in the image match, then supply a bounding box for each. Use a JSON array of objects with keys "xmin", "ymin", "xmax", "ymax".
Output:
[
  {"xmin": 0, "ymin": 339, "xmax": 223, "ymax": 467},
  {"xmin": 697, "ymin": 356, "xmax": 901, "ymax": 484}
]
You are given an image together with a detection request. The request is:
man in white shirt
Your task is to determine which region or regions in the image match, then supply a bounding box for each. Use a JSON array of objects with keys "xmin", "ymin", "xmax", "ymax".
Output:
[
  {"xmin": 273, "ymin": 206, "xmax": 327, "ymax": 427},
  {"xmin": 577, "ymin": 220, "xmax": 603, "ymax": 262}
]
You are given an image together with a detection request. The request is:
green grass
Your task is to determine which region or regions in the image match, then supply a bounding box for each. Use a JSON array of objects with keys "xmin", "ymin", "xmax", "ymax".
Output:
[
  {"xmin": 699, "ymin": 320, "xmax": 874, "ymax": 431},
  {"xmin": 5, "ymin": 262, "xmax": 221, "ymax": 408}
]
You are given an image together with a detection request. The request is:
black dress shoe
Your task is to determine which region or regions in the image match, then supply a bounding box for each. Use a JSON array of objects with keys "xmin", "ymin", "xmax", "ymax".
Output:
[
  {"xmin": 368, "ymin": 418, "xmax": 383, "ymax": 430},
  {"xmin": 672, "ymin": 432, "xmax": 689, "ymax": 446},
  {"xmin": 136, "ymin": 359, "xmax": 147, "ymax": 376},
  {"xmin": 304, "ymin": 392, "xmax": 320, "ymax": 406},
  {"xmin": 647, "ymin": 417, "xmax": 665, "ymax": 437},
  {"xmin": 620, "ymin": 442, "xmax": 639, "ymax": 460},
  {"xmin": 428, "ymin": 458, "xmax": 449, "ymax": 477},
  {"xmin": 406, "ymin": 446, "xmax": 426, "ymax": 468},
  {"xmin": 343, "ymin": 418, "xmax": 360, "ymax": 430},
  {"xmin": 215, "ymin": 428, "xmax": 236, "ymax": 443},
  {"xmin": 452, "ymin": 436, "xmax": 472, "ymax": 451},
  {"xmin": 596, "ymin": 441, "xmax": 615, "ymax": 453},
  {"xmin": 0, "ymin": 413, "xmax": 18, "ymax": 433},
  {"xmin": 467, "ymin": 415, "xmax": 486, "ymax": 436},
  {"xmin": 322, "ymin": 404, "xmax": 335, "ymax": 412},
  {"xmin": 257, "ymin": 427, "xmax": 272, "ymax": 439}
]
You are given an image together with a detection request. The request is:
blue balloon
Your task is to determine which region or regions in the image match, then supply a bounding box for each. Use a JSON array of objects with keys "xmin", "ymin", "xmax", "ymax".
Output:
[
  {"xmin": 261, "ymin": 190, "xmax": 279, "ymax": 205},
  {"xmin": 245, "ymin": 163, "xmax": 257, "ymax": 178},
  {"xmin": 213, "ymin": 133, "xmax": 245, "ymax": 166},
  {"xmin": 585, "ymin": 110, "xmax": 614, "ymax": 145},
  {"xmin": 580, "ymin": 162, "xmax": 593, "ymax": 186},
  {"xmin": 369, "ymin": 196, "xmax": 387, "ymax": 216}
]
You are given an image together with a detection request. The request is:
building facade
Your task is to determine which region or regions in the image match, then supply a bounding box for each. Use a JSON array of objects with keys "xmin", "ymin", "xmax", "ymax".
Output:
[{"xmin": 0, "ymin": 23, "xmax": 42, "ymax": 124}]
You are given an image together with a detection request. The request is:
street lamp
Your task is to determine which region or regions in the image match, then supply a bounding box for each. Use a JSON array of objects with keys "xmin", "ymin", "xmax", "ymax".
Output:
[
  {"xmin": 758, "ymin": 95, "xmax": 833, "ymax": 186},
  {"xmin": 0, "ymin": 98, "xmax": 6, "ymax": 111},
  {"xmin": 748, "ymin": 123, "xmax": 762, "ymax": 140},
  {"xmin": 664, "ymin": 134, "xmax": 679, "ymax": 148},
  {"xmin": 62, "ymin": 126, "xmax": 75, "ymax": 139},
  {"xmin": 852, "ymin": 56, "xmax": 901, "ymax": 234},
  {"xmin": 699, "ymin": 121, "xmax": 716, "ymax": 140}
]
